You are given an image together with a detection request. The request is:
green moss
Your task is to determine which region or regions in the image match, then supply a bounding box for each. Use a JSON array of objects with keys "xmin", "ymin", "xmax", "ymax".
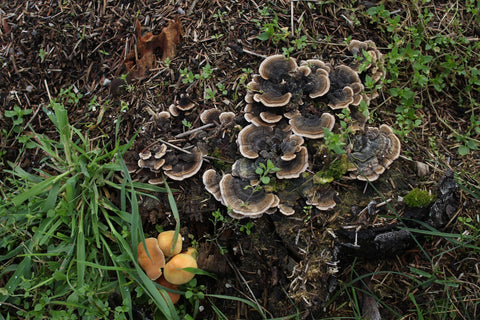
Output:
[
  {"xmin": 404, "ymin": 188, "xmax": 435, "ymax": 208},
  {"xmin": 313, "ymin": 154, "xmax": 349, "ymax": 184}
]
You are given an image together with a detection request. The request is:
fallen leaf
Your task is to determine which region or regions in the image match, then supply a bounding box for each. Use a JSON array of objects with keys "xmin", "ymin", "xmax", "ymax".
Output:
[
  {"xmin": 1, "ymin": 16, "xmax": 11, "ymax": 35},
  {"xmin": 125, "ymin": 18, "xmax": 182, "ymax": 80}
]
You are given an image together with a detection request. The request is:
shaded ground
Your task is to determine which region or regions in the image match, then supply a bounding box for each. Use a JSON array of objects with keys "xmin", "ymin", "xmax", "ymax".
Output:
[{"xmin": 1, "ymin": 1, "xmax": 479, "ymax": 319}]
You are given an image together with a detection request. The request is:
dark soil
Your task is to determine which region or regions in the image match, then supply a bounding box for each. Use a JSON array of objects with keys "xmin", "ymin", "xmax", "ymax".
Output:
[{"xmin": 1, "ymin": 1, "xmax": 479, "ymax": 319}]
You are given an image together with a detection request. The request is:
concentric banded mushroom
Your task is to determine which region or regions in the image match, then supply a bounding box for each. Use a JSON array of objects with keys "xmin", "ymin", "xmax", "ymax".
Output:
[
  {"xmin": 219, "ymin": 174, "xmax": 277, "ymax": 217},
  {"xmin": 288, "ymin": 111, "xmax": 335, "ymax": 139},
  {"xmin": 327, "ymin": 65, "xmax": 364, "ymax": 110},
  {"xmin": 203, "ymin": 169, "xmax": 224, "ymax": 203},
  {"xmin": 163, "ymin": 147, "xmax": 205, "ymax": 181},
  {"xmin": 258, "ymin": 54, "xmax": 298, "ymax": 82},
  {"xmin": 348, "ymin": 124, "xmax": 401, "ymax": 181}
]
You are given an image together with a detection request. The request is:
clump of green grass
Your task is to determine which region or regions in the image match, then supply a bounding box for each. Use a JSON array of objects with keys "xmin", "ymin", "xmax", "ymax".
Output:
[{"xmin": 0, "ymin": 90, "xmax": 182, "ymax": 319}]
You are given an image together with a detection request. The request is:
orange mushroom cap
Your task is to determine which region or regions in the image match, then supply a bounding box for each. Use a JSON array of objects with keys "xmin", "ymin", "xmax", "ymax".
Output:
[
  {"xmin": 157, "ymin": 230, "xmax": 183, "ymax": 258},
  {"xmin": 137, "ymin": 238, "xmax": 166, "ymax": 280},
  {"xmin": 163, "ymin": 253, "xmax": 198, "ymax": 285}
]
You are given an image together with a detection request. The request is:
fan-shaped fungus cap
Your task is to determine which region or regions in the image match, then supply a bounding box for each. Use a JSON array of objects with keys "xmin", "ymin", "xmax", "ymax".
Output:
[
  {"xmin": 163, "ymin": 253, "xmax": 198, "ymax": 285},
  {"xmin": 327, "ymin": 65, "xmax": 364, "ymax": 110},
  {"xmin": 219, "ymin": 174, "xmax": 277, "ymax": 217},
  {"xmin": 276, "ymin": 146, "xmax": 309, "ymax": 179},
  {"xmin": 219, "ymin": 112, "xmax": 235, "ymax": 124},
  {"xmin": 348, "ymin": 40, "xmax": 385, "ymax": 82},
  {"xmin": 137, "ymin": 238, "xmax": 166, "ymax": 280},
  {"xmin": 260, "ymin": 111, "xmax": 283, "ymax": 124},
  {"xmin": 175, "ymin": 93, "xmax": 195, "ymax": 111},
  {"xmin": 232, "ymin": 158, "xmax": 259, "ymax": 181},
  {"xmin": 305, "ymin": 68, "xmax": 330, "ymax": 98},
  {"xmin": 155, "ymin": 276, "xmax": 180, "ymax": 304},
  {"xmin": 289, "ymin": 112, "xmax": 335, "ymax": 139},
  {"xmin": 278, "ymin": 204, "xmax": 296, "ymax": 216},
  {"xmin": 306, "ymin": 187, "xmax": 337, "ymax": 211},
  {"xmin": 157, "ymin": 230, "xmax": 183, "ymax": 258},
  {"xmin": 259, "ymin": 54, "xmax": 298, "ymax": 82},
  {"xmin": 280, "ymin": 134, "xmax": 304, "ymax": 161},
  {"xmin": 163, "ymin": 147, "xmax": 204, "ymax": 181},
  {"xmin": 348, "ymin": 124, "xmax": 401, "ymax": 181},
  {"xmin": 247, "ymin": 71, "xmax": 293, "ymax": 107},
  {"xmin": 244, "ymin": 104, "xmax": 278, "ymax": 127},
  {"xmin": 237, "ymin": 125, "xmax": 274, "ymax": 159},
  {"xmin": 200, "ymin": 108, "xmax": 222, "ymax": 124},
  {"xmin": 203, "ymin": 169, "xmax": 224, "ymax": 203}
]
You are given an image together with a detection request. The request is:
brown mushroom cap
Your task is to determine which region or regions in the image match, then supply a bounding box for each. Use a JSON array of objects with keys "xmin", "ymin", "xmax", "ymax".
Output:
[
  {"xmin": 306, "ymin": 188, "xmax": 337, "ymax": 211},
  {"xmin": 137, "ymin": 238, "xmax": 166, "ymax": 280},
  {"xmin": 219, "ymin": 111, "xmax": 235, "ymax": 124},
  {"xmin": 259, "ymin": 111, "xmax": 283, "ymax": 124},
  {"xmin": 348, "ymin": 40, "xmax": 385, "ymax": 82},
  {"xmin": 289, "ymin": 112, "xmax": 335, "ymax": 139},
  {"xmin": 219, "ymin": 174, "xmax": 277, "ymax": 217},
  {"xmin": 248, "ymin": 72, "xmax": 293, "ymax": 107},
  {"xmin": 163, "ymin": 147, "xmax": 204, "ymax": 181},
  {"xmin": 258, "ymin": 54, "xmax": 298, "ymax": 82},
  {"xmin": 163, "ymin": 253, "xmax": 198, "ymax": 285},
  {"xmin": 203, "ymin": 169, "xmax": 224, "ymax": 203},
  {"xmin": 157, "ymin": 230, "xmax": 183, "ymax": 258},
  {"xmin": 278, "ymin": 204, "xmax": 296, "ymax": 216},
  {"xmin": 276, "ymin": 146, "xmax": 309, "ymax": 179}
]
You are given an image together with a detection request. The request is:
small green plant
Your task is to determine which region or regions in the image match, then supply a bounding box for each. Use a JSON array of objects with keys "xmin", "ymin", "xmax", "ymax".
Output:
[
  {"xmin": 4, "ymin": 105, "xmax": 33, "ymax": 135},
  {"xmin": 38, "ymin": 48, "xmax": 48, "ymax": 62},
  {"xmin": 239, "ymin": 221, "xmax": 254, "ymax": 235},
  {"xmin": 205, "ymin": 87, "xmax": 217, "ymax": 101},
  {"xmin": 256, "ymin": 12, "xmax": 289, "ymax": 44},
  {"xmin": 212, "ymin": 10, "xmax": 227, "ymax": 22},
  {"xmin": 255, "ymin": 159, "xmax": 281, "ymax": 186},
  {"xmin": 182, "ymin": 119, "xmax": 193, "ymax": 129},
  {"xmin": 216, "ymin": 83, "xmax": 228, "ymax": 95},
  {"xmin": 323, "ymin": 128, "xmax": 346, "ymax": 155}
]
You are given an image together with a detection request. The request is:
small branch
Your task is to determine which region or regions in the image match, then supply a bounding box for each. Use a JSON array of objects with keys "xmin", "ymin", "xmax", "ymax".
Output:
[
  {"xmin": 157, "ymin": 138, "xmax": 191, "ymax": 154},
  {"xmin": 242, "ymin": 48, "xmax": 267, "ymax": 59},
  {"xmin": 175, "ymin": 123, "xmax": 213, "ymax": 138}
]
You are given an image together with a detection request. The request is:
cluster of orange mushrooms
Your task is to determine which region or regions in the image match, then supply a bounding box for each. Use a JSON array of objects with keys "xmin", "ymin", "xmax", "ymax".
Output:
[
  {"xmin": 129, "ymin": 39, "xmax": 401, "ymax": 219},
  {"xmin": 137, "ymin": 231, "xmax": 197, "ymax": 304}
]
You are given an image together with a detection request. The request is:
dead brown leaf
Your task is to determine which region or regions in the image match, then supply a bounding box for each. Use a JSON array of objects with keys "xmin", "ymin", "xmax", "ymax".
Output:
[{"xmin": 125, "ymin": 18, "xmax": 182, "ymax": 80}]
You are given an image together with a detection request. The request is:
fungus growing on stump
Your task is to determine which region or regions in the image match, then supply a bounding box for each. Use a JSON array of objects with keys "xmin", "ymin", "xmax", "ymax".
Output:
[
  {"xmin": 348, "ymin": 124, "xmax": 401, "ymax": 181},
  {"xmin": 163, "ymin": 146, "xmax": 205, "ymax": 181},
  {"xmin": 203, "ymin": 169, "xmax": 224, "ymax": 203},
  {"xmin": 348, "ymin": 39, "xmax": 385, "ymax": 83},
  {"xmin": 288, "ymin": 111, "xmax": 335, "ymax": 139},
  {"xmin": 219, "ymin": 174, "xmax": 277, "ymax": 218},
  {"xmin": 327, "ymin": 65, "xmax": 364, "ymax": 110}
]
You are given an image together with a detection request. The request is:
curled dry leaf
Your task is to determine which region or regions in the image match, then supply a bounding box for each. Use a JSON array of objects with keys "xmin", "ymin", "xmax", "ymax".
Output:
[{"xmin": 125, "ymin": 18, "xmax": 182, "ymax": 79}]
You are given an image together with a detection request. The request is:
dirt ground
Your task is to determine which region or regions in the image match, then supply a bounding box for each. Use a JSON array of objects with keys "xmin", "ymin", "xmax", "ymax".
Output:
[{"xmin": 1, "ymin": 1, "xmax": 479, "ymax": 319}]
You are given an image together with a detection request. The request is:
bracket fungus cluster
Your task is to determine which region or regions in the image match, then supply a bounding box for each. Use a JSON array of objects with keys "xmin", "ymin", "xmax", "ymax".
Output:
[
  {"xmin": 137, "ymin": 231, "xmax": 198, "ymax": 304},
  {"xmin": 127, "ymin": 39, "xmax": 399, "ymax": 219},
  {"xmin": 202, "ymin": 40, "xmax": 399, "ymax": 218}
]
